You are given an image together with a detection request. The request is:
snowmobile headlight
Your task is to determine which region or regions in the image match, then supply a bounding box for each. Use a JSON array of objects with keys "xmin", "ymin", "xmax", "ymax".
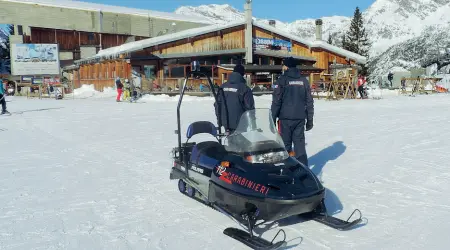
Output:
[{"xmin": 245, "ymin": 151, "xmax": 289, "ymax": 164}]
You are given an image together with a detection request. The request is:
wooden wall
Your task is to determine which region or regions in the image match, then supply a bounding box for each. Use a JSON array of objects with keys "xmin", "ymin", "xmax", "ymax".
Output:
[
  {"xmin": 24, "ymin": 27, "xmax": 148, "ymax": 59},
  {"xmin": 135, "ymin": 26, "xmax": 245, "ymax": 56},
  {"xmin": 312, "ymin": 49, "xmax": 354, "ymax": 71},
  {"xmin": 74, "ymin": 60, "xmax": 131, "ymax": 91}
]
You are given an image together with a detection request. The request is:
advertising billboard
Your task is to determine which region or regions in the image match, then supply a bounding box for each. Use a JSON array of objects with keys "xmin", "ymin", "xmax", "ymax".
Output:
[
  {"xmin": 253, "ymin": 37, "xmax": 292, "ymax": 52},
  {"xmin": 10, "ymin": 43, "xmax": 60, "ymax": 76}
]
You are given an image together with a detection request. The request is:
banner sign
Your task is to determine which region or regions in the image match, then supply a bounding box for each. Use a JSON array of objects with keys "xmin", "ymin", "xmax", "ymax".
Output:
[
  {"xmin": 32, "ymin": 77, "xmax": 43, "ymax": 84},
  {"xmin": 21, "ymin": 76, "xmax": 33, "ymax": 82},
  {"xmin": 11, "ymin": 43, "xmax": 60, "ymax": 76},
  {"xmin": 43, "ymin": 76, "xmax": 61, "ymax": 85},
  {"xmin": 253, "ymin": 37, "xmax": 292, "ymax": 52}
]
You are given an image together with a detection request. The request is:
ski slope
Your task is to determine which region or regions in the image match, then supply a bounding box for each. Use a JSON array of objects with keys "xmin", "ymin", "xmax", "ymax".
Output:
[{"xmin": 1, "ymin": 92, "xmax": 450, "ymax": 250}]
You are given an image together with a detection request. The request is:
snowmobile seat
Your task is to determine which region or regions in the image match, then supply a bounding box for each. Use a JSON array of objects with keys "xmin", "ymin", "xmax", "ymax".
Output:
[
  {"xmin": 186, "ymin": 121, "xmax": 217, "ymax": 140},
  {"xmin": 190, "ymin": 141, "xmax": 227, "ymax": 168}
]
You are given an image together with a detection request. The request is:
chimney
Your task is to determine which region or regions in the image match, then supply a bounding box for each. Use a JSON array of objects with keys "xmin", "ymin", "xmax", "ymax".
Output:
[
  {"xmin": 269, "ymin": 20, "xmax": 276, "ymax": 27},
  {"xmin": 315, "ymin": 19, "xmax": 323, "ymax": 41},
  {"xmin": 244, "ymin": 0, "xmax": 253, "ymax": 64}
]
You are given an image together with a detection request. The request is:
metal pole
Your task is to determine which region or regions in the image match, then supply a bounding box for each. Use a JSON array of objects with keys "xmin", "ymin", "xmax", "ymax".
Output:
[{"xmin": 176, "ymin": 77, "xmax": 188, "ymax": 163}]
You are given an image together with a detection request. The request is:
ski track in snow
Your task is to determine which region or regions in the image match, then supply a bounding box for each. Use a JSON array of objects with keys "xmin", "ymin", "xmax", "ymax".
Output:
[{"xmin": 0, "ymin": 94, "xmax": 450, "ymax": 250}]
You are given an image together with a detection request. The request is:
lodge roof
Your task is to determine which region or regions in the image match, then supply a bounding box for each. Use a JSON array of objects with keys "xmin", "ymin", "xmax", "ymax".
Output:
[
  {"xmin": 74, "ymin": 20, "xmax": 367, "ymax": 65},
  {"xmin": 3, "ymin": 0, "xmax": 210, "ymax": 24}
]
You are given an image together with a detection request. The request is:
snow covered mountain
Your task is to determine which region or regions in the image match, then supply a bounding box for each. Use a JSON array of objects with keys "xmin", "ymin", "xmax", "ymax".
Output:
[
  {"xmin": 175, "ymin": 0, "xmax": 450, "ymax": 75},
  {"xmin": 364, "ymin": 0, "xmax": 450, "ymax": 57},
  {"xmin": 175, "ymin": 4, "xmax": 351, "ymax": 48},
  {"xmin": 369, "ymin": 22, "xmax": 450, "ymax": 76}
]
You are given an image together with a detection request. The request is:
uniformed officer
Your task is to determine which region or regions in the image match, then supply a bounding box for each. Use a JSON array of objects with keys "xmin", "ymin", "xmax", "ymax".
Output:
[
  {"xmin": 271, "ymin": 57, "xmax": 314, "ymax": 166},
  {"xmin": 214, "ymin": 64, "xmax": 255, "ymax": 133}
]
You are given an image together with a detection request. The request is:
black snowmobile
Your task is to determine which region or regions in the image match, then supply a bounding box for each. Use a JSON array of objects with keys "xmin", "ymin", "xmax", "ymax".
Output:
[{"xmin": 169, "ymin": 61, "xmax": 363, "ymax": 250}]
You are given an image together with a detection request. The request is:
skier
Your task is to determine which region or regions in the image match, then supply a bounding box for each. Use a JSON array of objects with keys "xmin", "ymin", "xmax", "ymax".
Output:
[
  {"xmin": 357, "ymin": 75, "xmax": 366, "ymax": 99},
  {"xmin": 388, "ymin": 72, "xmax": 394, "ymax": 88},
  {"xmin": 0, "ymin": 80, "xmax": 10, "ymax": 115},
  {"xmin": 400, "ymin": 77, "xmax": 406, "ymax": 92},
  {"xmin": 115, "ymin": 77, "xmax": 123, "ymax": 102},
  {"xmin": 214, "ymin": 64, "xmax": 255, "ymax": 133},
  {"xmin": 271, "ymin": 57, "xmax": 314, "ymax": 167},
  {"xmin": 123, "ymin": 79, "xmax": 131, "ymax": 101}
]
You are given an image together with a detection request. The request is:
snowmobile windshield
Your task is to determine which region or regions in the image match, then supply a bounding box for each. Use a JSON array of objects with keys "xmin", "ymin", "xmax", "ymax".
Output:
[{"xmin": 225, "ymin": 108, "xmax": 289, "ymax": 164}]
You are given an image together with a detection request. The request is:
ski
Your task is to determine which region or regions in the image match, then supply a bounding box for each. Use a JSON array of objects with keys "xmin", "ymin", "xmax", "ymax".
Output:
[
  {"xmin": 223, "ymin": 228, "xmax": 287, "ymax": 250},
  {"xmin": 299, "ymin": 208, "xmax": 362, "ymax": 231}
]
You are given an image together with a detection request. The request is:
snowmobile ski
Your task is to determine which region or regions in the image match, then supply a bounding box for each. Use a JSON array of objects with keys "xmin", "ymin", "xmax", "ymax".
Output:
[
  {"xmin": 309, "ymin": 210, "xmax": 362, "ymax": 230},
  {"xmin": 223, "ymin": 227, "xmax": 287, "ymax": 250},
  {"xmin": 300, "ymin": 207, "xmax": 362, "ymax": 231}
]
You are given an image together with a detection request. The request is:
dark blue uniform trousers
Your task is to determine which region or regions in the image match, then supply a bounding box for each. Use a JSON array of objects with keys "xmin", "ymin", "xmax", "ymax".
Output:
[{"xmin": 278, "ymin": 119, "xmax": 308, "ymax": 166}]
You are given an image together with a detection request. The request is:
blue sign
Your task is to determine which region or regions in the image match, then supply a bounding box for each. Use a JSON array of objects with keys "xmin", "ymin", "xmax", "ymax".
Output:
[{"xmin": 253, "ymin": 37, "xmax": 292, "ymax": 52}]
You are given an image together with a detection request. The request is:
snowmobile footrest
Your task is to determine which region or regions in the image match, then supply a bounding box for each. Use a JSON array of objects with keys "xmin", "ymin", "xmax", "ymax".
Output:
[
  {"xmin": 223, "ymin": 228, "xmax": 287, "ymax": 250},
  {"xmin": 304, "ymin": 209, "xmax": 362, "ymax": 231}
]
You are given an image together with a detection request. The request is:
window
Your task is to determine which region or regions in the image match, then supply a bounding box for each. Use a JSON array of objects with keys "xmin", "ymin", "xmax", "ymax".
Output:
[
  {"xmin": 260, "ymin": 57, "xmax": 270, "ymax": 65},
  {"xmin": 17, "ymin": 25, "xmax": 23, "ymax": 35},
  {"xmin": 163, "ymin": 66, "xmax": 169, "ymax": 77},
  {"xmin": 220, "ymin": 56, "xmax": 232, "ymax": 64},
  {"xmin": 203, "ymin": 57, "xmax": 218, "ymax": 65},
  {"xmin": 143, "ymin": 65, "xmax": 155, "ymax": 79},
  {"xmin": 170, "ymin": 66, "xmax": 185, "ymax": 78},
  {"xmin": 273, "ymin": 58, "xmax": 283, "ymax": 65}
]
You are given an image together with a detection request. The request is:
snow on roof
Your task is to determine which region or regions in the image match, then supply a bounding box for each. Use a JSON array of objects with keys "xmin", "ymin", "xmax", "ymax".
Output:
[
  {"xmin": 310, "ymin": 40, "xmax": 367, "ymax": 64},
  {"xmin": 3, "ymin": 0, "xmax": 211, "ymax": 24},
  {"xmin": 77, "ymin": 21, "xmax": 247, "ymax": 63},
  {"xmin": 77, "ymin": 20, "xmax": 366, "ymax": 65}
]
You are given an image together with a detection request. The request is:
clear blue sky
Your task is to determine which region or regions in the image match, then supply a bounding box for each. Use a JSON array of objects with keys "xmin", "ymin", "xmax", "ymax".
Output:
[
  {"xmin": 1, "ymin": 0, "xmax": 375, "ymax": 31},
  {"xmin": 86, "ymin": 0, "xmax": 374, "ymax": 22}
]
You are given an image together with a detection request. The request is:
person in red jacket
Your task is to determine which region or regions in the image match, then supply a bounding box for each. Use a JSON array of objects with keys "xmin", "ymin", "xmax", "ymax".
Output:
[
  {"xmin": 115, "ymin": 77, "xmax": 123, "ymax": 102},
  {"xmin": 357, "ymin": 75, "xmax": 366, "ymax": 99}
]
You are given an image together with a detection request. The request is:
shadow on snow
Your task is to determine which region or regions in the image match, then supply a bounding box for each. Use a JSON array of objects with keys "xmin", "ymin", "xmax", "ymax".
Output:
[{"xmin": 252, "ymin": 141, "xmax": 368, "ymax": 249}]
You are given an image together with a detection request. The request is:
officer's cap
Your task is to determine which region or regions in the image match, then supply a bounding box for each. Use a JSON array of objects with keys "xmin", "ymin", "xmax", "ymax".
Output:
[{"xmin": 282, "ymin": 57, "xmax": 297, "ymax": 68}]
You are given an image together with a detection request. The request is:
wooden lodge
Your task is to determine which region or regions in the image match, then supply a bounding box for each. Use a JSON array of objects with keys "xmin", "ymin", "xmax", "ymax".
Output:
[{"xmin": 69, "ymin": 19, "xmax": 367, "ymax": 93}]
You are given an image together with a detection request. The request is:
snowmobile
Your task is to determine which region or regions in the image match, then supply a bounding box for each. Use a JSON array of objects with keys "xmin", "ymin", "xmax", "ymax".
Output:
[{"xmin": 169, "ymin": 61, "xmax": 363, "ymax": 250}]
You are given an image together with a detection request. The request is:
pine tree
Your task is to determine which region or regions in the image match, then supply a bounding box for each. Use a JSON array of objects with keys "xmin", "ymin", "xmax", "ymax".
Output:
[
  {"xmin": 0, "ymin": 24, "xmax": 13, "ymax": 74},
  {"xmin": 344, "ymin": 7, "xmax": 371, "ymax": 75},
  {"xmin": 0, "ymin": 24, "xmax": 13, "ymax": 59},
  {"xmin": 341, "ymin": 33, "xmax": 348, "ymax": 50},
  {"xmin": 327, "ymin": 34, "xmax": 332, "ymax": 45}
]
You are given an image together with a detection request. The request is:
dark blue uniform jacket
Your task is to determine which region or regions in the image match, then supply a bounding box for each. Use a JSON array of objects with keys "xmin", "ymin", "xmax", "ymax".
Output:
[
  {"xmin": 214, "ymin": 72, "xmax": 255, "ymax": 131},
  {"xmin": 271, "ymin": 67, "xmax": 314, "ymax": 122}
]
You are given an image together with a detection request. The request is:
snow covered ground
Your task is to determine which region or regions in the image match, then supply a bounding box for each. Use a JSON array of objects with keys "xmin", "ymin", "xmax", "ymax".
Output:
[{"xmin": 1, "ymin": 92, "xmax": 450, "ymax": 250}]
